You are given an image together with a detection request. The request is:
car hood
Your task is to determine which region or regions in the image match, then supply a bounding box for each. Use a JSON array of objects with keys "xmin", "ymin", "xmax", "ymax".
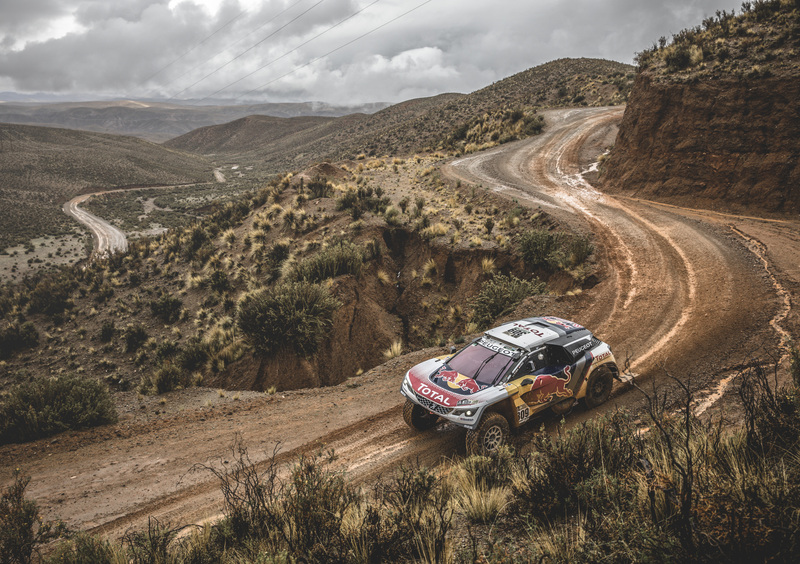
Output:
[{"xmin": 406, "ymin": 357, "xmax": 498, "ymax": 407}]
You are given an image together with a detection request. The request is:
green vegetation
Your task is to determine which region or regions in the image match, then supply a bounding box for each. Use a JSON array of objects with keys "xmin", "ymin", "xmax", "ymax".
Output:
[
  {"xmin": 635, "ymin": 0, "xmax": 800, "ymax": 79},
  {"xmin": 0, "ymin": 375, "xmax": 117, "ymax": 444},
  {"xmin": 471, "ymin": 273, "xmax": 546, "ymax": 328},
  {"xmin": 237, "ymin": 281, "xmax": 340, "ymax": 358},
  {"xmin": 149, "ymin": 293, "xmax": 183, "ymax": 324},
  {"xmin": 0, "ymin": 321, "xmax": 38, "ymax": 360},
  {"xmin": 0, "ymin": 471, "xmax": 66, "ymax": 564},
  {"xmin": 139, "ymin": 362, "xmax": 189, "ymax": 396},
  {"xmin": 22, "ymin": 357, "xmax": 800, "ymax": 562},
  {"xmin": 287, "ymin": 241, "xmax": 364, "ymax": 283},
  {"xmin": 518, "ymin": 229, "xmax": 594, "ymax": 270}
]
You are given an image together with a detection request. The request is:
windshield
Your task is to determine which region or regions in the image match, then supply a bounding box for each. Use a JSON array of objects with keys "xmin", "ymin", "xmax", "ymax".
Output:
[{"xmin": 447, "ymin": 342, "xmax": 517, "ymax": 385}]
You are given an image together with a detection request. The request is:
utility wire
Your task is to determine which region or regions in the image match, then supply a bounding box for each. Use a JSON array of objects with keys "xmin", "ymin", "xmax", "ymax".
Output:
[
  {"xmin": 164, "ymin": 0, "xmax": 308, "ymax": 91},
  {"xmin": 143, "ymin": 6, "xmax": 249, "ymax": 83},
  {"xmin": 198, "ymin": 0, "xmax": 382, "ymax": 102},
  {"xmin": 235, "ymin": 0, "xmax": 434, "ymax": 102},
  {"xmin": 170, "ymin": 0, "xmax": 329, "ymax": 100}
]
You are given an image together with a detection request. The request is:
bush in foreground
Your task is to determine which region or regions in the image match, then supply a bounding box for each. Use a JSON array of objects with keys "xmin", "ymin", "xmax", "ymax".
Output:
[
  {"xmin": 1, "ymin": 471, "xmax": 65, "ymax": 564},
  {"xmin": 0, "ymin": 375, "xmax": 117, "ymax": 444}
]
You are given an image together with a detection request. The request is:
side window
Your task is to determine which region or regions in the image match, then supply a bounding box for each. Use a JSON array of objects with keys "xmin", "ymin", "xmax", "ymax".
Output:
[
  {"xmin": 545, "ymin": 345, "xmax": 573, "ymax": 367},
  {"xmin": 511, "ymin": 357, "xmax": 534, "ymax": 380}
]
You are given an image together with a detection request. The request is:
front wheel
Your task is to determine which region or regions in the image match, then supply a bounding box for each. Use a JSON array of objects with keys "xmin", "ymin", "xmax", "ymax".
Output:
[
  {"xmin": 403, "ymin": 399, "xmax": 439, "ymax": 431},
  {"xmin": 584, "ymin": 365, "xmax": 614, "ymax": 409},
  {"xmin": 466, "ymin": 413, "xmax": 510, "ymax": 456}
]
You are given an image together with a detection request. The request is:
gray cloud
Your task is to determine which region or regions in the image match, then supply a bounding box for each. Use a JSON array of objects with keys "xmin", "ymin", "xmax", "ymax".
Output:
[{"xmin": 0, "ymin": 0, "xmax": 745, "ymax": 104}]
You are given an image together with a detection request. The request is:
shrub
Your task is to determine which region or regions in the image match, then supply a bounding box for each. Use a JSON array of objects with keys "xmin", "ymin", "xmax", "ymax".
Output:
[
  {"xmin": 306, "ymin": 176, "xmax": 333, "ymax": 199},
  {"xmin": 237, "ymin": 281, "xmax": 340, "ymax": 358},
  {"xmin": 149, "ymin": 294, "xmax": 182, "ymax": 323},
  {"xmin": 46, "ymin": 532, "xmax": 121, "ymax": 564},
  {"xmin": 185, "ymin": 224, "xmax": 210, "ymax": 260},
  {"xmin": 98, "ymin": 320, "xmax": 116, "ymax": 343},
  {"xmin": 471, "ymin": 273, "xmax": 545, "ymax": 328},
  {"xmin": 287, "ymin": 241, "xmax": 363, "ymax": 283},
  {"xmin": 512, "ymin": 411, "xmax": 642, "ymax": 520},
  {"xmin": 1, "ymin": 471, "xmax": 65, "ymax": 564},
  {"xmin": 26, "ymin": 274, "xmax": 75, "ymax": 316},
  {"xmin": 139, "ymin": 362, "xmax": 187, "ymax": 395},
  {"xmin": 0, "ymin": 322, "xmax": 38, "ymax": 360},
  {"xmin": 519, "ymin": 229, "xmax": 593, "ymax": 270},
  {"xmin": 665, "ymin": 43, "xmax": 693, "ymax": 71},
  {"xmin": 0, "ymin": 375, "xmax": 117, "ymax": 444},
  {"xmin": 177, "ymin": 337, "xmax": 209, "ymax": 372},
  {"xmin": 518, "ymin": 229, "xmax": 561, "ymax": 269},
  {"xmin": 123, "ymin": 323, "xmax": 148, "ymax": 353},
  {"xmin": 207, "ymin": 269, "xmax": 230, "ymax": 294}
]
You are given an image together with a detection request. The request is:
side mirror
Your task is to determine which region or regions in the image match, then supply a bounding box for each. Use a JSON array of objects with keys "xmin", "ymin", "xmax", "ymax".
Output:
[
  {"xmin": 449, "ymin": 345, "xmax": 457, "ymax": 354},
  {"xmin": 521, "ymin": 378, "xmax": 534, "ymax": 387}
]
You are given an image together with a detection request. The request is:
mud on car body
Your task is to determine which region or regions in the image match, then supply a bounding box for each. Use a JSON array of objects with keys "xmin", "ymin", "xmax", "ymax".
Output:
[{"xmin": 400, "ymin": 316, "xmax": 618, "ymax": 455}]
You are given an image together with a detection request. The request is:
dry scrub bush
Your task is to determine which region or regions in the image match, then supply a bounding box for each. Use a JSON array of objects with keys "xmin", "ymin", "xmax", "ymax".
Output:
[
  {"xmin": 286, "ymin": 241, "xmax": 364, "ymax": 284},
  {"xmin": 1, "ymin": 471, "xmax": 66, "ymax": 564},
  {"xmin": 237, "ymin": 281, "xmax": 339, "ymax": 358},
  {"xmin": 471, "ymin": 273, "xmax": 546, "ymax": 328},
  {"xmin": 0, "ymin": 375, "xmax": 117, "ymax": 444},
  {"xmin": 519, "ymin": 229, "xmax": 594, "ymax": 271}
]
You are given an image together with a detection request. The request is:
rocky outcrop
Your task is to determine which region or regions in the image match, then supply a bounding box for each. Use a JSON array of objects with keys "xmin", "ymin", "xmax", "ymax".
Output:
[{"xmin": 600, "ymin": 72, "xmax": 800, "ymax": 213}]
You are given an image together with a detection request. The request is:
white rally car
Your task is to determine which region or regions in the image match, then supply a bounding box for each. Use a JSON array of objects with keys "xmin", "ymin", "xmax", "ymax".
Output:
[{"xmin": 400, "ymin": 316, "xmax": 618, "ymax": 455}]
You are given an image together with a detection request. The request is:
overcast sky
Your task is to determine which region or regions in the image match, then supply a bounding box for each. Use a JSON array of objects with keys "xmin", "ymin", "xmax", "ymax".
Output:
[{"xmin": 0, "ymin": 0, "xmax": 745, "ymax": 105}]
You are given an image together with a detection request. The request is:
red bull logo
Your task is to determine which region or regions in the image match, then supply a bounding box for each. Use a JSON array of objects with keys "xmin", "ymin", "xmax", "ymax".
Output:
[
  {"xmin": 438, "ymin": 370, "xmax": 483, "ymax": 394},
  {"xmin": 529, "ymin": 365, "xmax": 573, "ymax": 404}
]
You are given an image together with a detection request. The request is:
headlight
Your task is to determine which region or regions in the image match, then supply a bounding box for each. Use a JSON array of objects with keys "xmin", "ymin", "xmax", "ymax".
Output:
[
  {"xmin": 457, "ymin": 398, "xmax": 479, "ymax": 406},
  {"xmin": 452, "ymin": 407, "xmax": 477, "ymax": 417}
]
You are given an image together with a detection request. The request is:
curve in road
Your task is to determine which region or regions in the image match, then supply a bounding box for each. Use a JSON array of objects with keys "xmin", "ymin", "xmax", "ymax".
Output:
[
  {"xmin": 64, "ymin": 193, "xmax": 128, "ymax": 258},
  {"xmin": 12, "ymin": 107, "xmax": 795, "ymax": 540}
]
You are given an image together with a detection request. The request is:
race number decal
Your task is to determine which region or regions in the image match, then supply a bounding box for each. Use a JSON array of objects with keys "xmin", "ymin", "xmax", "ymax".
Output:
[{"xmin": 517, "ymin": 405, "xmax": 530, "ymax": 424}]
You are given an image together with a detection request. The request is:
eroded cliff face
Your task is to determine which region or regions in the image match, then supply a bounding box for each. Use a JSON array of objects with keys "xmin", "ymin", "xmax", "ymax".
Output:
[{"xmin": 600, "ymin": 72, "xmax": 800, "ymax": 213}]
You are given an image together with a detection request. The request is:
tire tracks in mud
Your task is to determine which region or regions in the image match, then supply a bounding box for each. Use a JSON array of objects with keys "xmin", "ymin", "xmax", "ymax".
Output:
[
  {"xmin": 443, "ymin": 107, "xmax": 785, "ymax": 393},
  {"xmin": 19, "ymin": 107, "xmax": 794, "ymax": 540}
]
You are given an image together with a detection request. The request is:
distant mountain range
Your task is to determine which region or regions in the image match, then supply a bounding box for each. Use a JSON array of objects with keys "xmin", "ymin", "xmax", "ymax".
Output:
[{"xmin": 0, "ymin": 99, "xmax": 390, "ymax": 143}]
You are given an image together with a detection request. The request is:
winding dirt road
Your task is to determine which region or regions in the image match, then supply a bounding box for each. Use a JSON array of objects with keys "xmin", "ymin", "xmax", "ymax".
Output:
[
  {"xmin": 6, "ymin": 107, "xmax": 797, "ymax": 539},
  {"xmin": 64, "ymin": 193, "xmax": 128, "ymax": 257}
]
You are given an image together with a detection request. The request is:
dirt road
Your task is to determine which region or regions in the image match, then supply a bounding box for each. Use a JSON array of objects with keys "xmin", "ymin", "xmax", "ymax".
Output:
[
  {"xmin": 64, "ymin": 193, "xmax": 128, "ymax": 257},
  {"xmin": 7, "ymin": 107, "xmax": 796, "ymax": 539}
]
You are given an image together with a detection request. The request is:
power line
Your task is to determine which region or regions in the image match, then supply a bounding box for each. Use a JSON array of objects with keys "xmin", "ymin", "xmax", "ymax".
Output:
[
  {"xmin": 198, "ymin": 0, "xmax": 382, "ymax": 102},
  {"xmin": 170, "ymin": 0, "xmax": 329, "ymax": 100},
  {"xmin": 235, "ymin": 0, "xmax": 435, "ymax": 102},
  {"xmin": 164, "ymin": 0, "xmax": 308, "ymax": 91},
  {"xmin": 143, "ymin": 6, "xmax": 249, "ymax": 84}
]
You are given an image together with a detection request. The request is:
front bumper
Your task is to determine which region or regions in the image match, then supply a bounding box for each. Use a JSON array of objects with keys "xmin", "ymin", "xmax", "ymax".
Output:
[{"xmin": 401, "ymin": 375, "xmax": 483, "ymax": 430}]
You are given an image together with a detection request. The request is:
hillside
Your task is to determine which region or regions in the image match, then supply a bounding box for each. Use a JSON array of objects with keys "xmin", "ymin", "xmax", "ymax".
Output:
[
  {"xmin": 0, "ymin": 123, "xmax": 212, "ymax": 250},
  {"xmin": 0, "ymin": 100, "xmax": 389, "ymax": 143},
  {"xmin": 166, "ymin": 58, "xmax": 634, "ymax": 173},
  {"xmin": 600, "ymin": 0, "xmax": 800, "ymax": 213}
]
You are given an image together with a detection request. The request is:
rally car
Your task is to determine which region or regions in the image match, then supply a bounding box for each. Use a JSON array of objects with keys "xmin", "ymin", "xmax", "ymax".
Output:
[{"xmin": 400, "ymin": 316, "xmax": 618, "ymax": 455}]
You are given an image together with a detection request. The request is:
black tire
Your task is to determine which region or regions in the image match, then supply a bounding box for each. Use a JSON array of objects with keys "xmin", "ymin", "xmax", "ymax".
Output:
[
  {"xmin": 584, "ymin": 365, "xmax": 614, "ymax": 409},
  {"xmin": 551, "ymin": 398, "xmax": 576, "ymax": 416},
  {"xmin": 403, "ymin": 398, "xmax": 439, "ymax": 431},
  {"xmin": 466, "ymin": 412, "xmax": 510, "ymax": 456}
]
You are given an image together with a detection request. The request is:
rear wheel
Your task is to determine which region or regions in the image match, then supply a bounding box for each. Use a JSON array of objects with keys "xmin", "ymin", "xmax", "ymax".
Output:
[
  {"xmin": 584, "ymin": 365, "xmax": 614, "ymax": 409},
  {"xmin": 403, "ymin": 398, "xmax": 439, "ymax": 431},
  {"xmin": 466, "ymin": 413, "xmax": 510, "ymax": 456}
]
